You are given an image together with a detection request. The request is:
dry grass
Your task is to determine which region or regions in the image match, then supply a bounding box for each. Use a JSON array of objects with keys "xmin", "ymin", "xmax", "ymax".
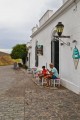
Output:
[
  {"xmin": 0, "ymin": 51, "xmax": 22, "ymax": 66},
  {"xmin": 0, "ymin": 55, "xmax": 15, "ymax": 66}
]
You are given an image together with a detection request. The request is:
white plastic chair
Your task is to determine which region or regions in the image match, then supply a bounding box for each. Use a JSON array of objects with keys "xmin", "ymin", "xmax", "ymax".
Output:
[
  {"xmin": 42, "ymin": 77, "xmax": 47, "ymax": 86},
  {"xmin": 51, "ymin": 78, "xmax": 60, "ymax": 87}
]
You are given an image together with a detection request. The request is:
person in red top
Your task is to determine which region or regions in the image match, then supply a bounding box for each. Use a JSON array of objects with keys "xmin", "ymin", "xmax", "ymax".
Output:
[
  {"xmin": 38, "ymin": 66, "xmax": 48, "ymax": 81},
  {"xmin": 42, "ymin": 66, "xmax": 47, "ymax": 75}
]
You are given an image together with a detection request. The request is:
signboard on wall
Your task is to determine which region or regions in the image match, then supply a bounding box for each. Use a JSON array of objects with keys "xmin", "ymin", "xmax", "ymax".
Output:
[{"xmin": 36, "ymin": 45, "xmax": 43, "ymax": 55}]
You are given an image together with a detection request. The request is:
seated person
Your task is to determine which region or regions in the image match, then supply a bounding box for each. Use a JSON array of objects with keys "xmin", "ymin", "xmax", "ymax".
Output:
[
  {"xmin": 45, "ymin": 63, "xmax": 59, "ymax": 87},
  {"xmin": 38, "ymin": 66, "xmax": 48, "ymax": 82}
]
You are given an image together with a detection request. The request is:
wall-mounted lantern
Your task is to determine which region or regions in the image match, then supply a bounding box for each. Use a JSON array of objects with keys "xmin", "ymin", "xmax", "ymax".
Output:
[
  {"xmin": 72, "ymin": 46, "xmax": 80, "ymax": 69},
  {"xmin": 56, "ymin": 22, "xmax": 64, "ymax": 37},
  {"xmin": 36, "ymin": 45, "xmax": 43, "ymax": 56},
  {"xmin": 55, "ymin": 22, "xmax": 70, "ymax": 38},
  {"xmin": 53, "ymin": 22, "xmax": 70, "ymax": 46}
]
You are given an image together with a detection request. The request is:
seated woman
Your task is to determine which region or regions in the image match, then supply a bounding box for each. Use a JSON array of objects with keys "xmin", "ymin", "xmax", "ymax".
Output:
[
  {"xmin": 45, "ymin": 63, "xmax": 59, "ymax": 87},
  {"xmin": 38, "ymin": 66, "xmax": 48, "ymax": 82}
]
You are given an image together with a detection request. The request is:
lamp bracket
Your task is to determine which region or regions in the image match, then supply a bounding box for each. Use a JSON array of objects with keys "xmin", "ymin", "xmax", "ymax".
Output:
[
  {"xmin": 53, "ymin": 37, "xmax": 70, "ymax": 46},
  {"xmin": 54, "ymin": 35, "xmax": 70, "ymax": 38}
]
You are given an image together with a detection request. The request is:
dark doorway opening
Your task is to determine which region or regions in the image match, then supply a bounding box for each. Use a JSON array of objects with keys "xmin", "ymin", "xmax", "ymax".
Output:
[
  {"xmin": 29, "ymin": 53, "xmax": 30, "ymax": 68},
  {"xmin": 35, "ymin": 46, "xmax": 38, "ymax": 67},
  {"xmin": 51, "ymin": 40, "xmax": 59, "ymax": 73}
]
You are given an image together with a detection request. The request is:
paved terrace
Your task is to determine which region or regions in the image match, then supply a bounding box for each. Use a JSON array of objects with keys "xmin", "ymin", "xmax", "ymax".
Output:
[{"xmin": 0, "ymin": 65, "xmax": 80, "ymax": 120}]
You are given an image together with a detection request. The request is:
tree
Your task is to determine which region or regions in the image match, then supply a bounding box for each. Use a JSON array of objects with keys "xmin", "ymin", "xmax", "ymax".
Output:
[{"xmin": 11, "ymin": 44, "xmax": 28, "ymax": 65}]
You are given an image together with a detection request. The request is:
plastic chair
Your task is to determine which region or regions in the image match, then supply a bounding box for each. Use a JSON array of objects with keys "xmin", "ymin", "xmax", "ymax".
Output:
[
  {"xmin": 42, "ymin": 77, "xmax": 47, "ymax": 86},
  {"xmin": 51, "ymin": 78, "xmax": 60, "ymax": 87}
]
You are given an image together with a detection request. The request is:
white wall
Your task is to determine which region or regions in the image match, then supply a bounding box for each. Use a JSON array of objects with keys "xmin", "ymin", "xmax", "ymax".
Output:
[
  {"xmin": 31, "ymin": 1, "xmax": 80, "ymax": 94},
  {"xmin": 59, "ymin": 1, "xmax": 80, "ymax": 94},
  {"xmin": 63, "ymin": 0, "xmax": 68, "ymax": 4}
]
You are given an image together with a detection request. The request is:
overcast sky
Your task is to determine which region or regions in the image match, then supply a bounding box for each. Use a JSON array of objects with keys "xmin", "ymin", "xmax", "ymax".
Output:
[{"xmin": 0, "ymin": 0, "xmax": 63, "ymax": 52}]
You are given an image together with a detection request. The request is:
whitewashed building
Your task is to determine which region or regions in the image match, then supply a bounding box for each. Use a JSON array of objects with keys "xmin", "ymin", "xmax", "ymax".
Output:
[{"xmin": 27, "ymin": 0, "xmax": 80, "ymax": 94}]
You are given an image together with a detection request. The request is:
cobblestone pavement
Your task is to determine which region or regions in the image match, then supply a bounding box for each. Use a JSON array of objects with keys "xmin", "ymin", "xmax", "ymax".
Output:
[{"xmin": 0, "ymin": 66, "xmax": 80, "ymax": 120}]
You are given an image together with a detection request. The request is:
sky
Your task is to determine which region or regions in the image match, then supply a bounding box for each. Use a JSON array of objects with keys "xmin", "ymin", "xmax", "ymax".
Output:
[{"xmin": 0, "ymin": 0, "xmax": 63, "ymax": 53}]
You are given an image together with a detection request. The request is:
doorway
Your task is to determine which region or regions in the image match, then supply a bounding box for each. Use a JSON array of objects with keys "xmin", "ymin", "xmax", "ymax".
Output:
[
  {"xmin": 35, "ymin": 45, "xmax": 38, "ymax": 67},
  {"xmin": 51, "ymin": 40, "xmax": 59, "ymax": 73}
]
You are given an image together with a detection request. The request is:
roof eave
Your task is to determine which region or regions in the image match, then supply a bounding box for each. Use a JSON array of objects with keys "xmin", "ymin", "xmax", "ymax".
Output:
[{"xmin": 30, "ymin": 0, "xmax": 78, "ymax": 38}]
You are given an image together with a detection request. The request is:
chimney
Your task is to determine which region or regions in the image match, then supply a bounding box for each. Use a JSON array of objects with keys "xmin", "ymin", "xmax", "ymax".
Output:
[{"xmin": 32, "ymin": 24, "xmax": 38, "ymax": 34}]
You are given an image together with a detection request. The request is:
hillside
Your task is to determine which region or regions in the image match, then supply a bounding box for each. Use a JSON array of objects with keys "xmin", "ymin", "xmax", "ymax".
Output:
[
  {"xmin": 0, "ymin": 51, "xmax": 15, "ymax": 66},
  {"xmin": 0, "ymin": 51, "xmax": 10, "ymax": 56}
]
